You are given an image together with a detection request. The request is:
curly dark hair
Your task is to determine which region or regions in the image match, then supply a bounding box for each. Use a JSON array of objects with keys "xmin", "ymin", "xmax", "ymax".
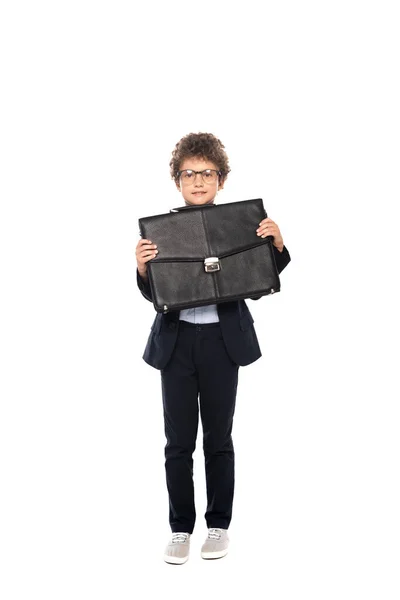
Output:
[{"xmin": 169, "ymin": 132, "xmax": 231, "ymax": 183}]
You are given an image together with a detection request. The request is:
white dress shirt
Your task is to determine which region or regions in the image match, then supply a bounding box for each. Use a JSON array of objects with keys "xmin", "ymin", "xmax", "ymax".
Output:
[{"xmin": 179, "ymin": 304, "xmax": 220, "ymax": 323}]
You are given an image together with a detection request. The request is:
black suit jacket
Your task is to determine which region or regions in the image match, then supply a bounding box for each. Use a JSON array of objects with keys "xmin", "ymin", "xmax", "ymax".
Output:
[{"xmin": 137, "ymin": 245, "xmax": 291, "ymax": 370}]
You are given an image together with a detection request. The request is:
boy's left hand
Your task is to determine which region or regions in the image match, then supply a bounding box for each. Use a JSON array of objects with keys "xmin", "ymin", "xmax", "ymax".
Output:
[{"xmin": 256, "ymin": 218, "xmax": 284, "ymax": 252}]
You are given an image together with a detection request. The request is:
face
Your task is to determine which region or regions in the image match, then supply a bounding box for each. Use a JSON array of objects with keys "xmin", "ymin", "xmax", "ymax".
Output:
[{"xmin": 175, "ymin": 157, "xmax": 224, "ymax": 206}]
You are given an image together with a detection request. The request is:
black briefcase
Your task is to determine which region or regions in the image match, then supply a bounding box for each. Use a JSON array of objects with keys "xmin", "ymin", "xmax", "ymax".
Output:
[{"xmin": 138, "ymin": 198, "xmax": 280, "ymax": 313}]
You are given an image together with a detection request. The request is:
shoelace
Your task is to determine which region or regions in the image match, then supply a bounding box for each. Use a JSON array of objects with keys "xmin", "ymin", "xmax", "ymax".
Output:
[
  {"xmin": 207, "ymin": 528, "xmax": 223, "ymax": 540},
  {"xmin": 171, "ymin": 532, "xmax": 190, "ymax": 544}
]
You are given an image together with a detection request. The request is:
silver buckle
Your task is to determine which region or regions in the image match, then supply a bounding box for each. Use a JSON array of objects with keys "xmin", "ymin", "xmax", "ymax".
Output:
[{"xmin": 204, "ymin": 257, "xmax": 220, "ymax": 273}]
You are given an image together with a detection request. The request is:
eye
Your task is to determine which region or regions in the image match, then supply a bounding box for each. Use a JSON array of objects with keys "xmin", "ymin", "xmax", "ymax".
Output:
[
  {"xmin": 203, "ymin": 170, "xmax": 213, "ymax": 179},
  {"xmin": 182, "ymin": 170, "xmax": 194, "ymax": 180}
]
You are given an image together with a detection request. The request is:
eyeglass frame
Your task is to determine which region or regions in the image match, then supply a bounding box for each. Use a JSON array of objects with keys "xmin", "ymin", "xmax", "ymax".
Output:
[{"xmin": 176, "ymin": 168, "xmax": 224, "ymax": 185}]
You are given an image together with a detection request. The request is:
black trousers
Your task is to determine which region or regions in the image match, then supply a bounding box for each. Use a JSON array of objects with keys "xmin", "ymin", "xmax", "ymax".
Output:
[{"xmin": 161, "ymin": 320, "xmax": 239, "ymax": 534}]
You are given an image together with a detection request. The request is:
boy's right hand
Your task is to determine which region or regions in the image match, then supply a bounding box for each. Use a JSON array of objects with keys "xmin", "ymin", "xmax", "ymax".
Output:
[{"xmin": 136, "ymin": 239, "xmax": 158, "ymax": 275}]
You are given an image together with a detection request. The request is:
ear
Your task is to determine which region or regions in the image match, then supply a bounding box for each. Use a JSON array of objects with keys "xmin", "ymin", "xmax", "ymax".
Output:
[
  {"xmin": 175, "ymin": 180, "xmax": 181, "ymax": 191},
  {"xmin": 218, "ymin": 178, "xmax": 225, "ymax": 191}
]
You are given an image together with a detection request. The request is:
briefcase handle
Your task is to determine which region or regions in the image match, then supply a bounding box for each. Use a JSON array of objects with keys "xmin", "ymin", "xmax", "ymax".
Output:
[{"xmin": 170, "ymin": 204, "xmax": 216, "ymax": 213}]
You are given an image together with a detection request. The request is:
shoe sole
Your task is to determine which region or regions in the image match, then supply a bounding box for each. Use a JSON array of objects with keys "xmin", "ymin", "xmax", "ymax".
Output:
[
  {"xmin": 201, "ymin": 549, "xmax": 228, "ymax": 560},
  {"xmin": 164, "ymin": 554, "xmax": 189, "ymax": 565}
]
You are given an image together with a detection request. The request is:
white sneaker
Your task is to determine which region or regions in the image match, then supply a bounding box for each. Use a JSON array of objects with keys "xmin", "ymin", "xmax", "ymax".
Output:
[
  {"xmin": 164, "ymin": 532, "xmax": 191, "ymax": 564},
  {"xmin": 201, "ymin": 528, "xmax": 229, "ymax": 559}
]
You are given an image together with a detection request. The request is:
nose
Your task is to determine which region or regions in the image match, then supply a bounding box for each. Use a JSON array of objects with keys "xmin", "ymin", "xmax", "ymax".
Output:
[{"xmin": 194, "ymin": 173, "xmax": 204, "ymax": 186}]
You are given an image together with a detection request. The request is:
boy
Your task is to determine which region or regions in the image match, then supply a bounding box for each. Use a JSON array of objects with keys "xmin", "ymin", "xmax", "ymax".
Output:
[{"xmin": 135, "ymin": 132, "xmax": 291, "ymax": 564}]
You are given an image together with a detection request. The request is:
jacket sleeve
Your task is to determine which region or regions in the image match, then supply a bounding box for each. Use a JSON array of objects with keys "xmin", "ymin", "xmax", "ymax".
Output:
[
  {"xmin": 249, "ymin": 244, "xmax": 291, "ymax": 301},
  {"xmin": 273, "ymin": 244, "xmax": 291, "ymax": 274},
  {"xmin": 136, "ymin": 268, "xmax": 153, "ymax": 303}
]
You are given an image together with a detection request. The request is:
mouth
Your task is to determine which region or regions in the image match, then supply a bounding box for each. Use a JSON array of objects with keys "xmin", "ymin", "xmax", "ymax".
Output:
[{"xmin": 192, "ymin": 191, "xmax": 206, "ymax": 196}]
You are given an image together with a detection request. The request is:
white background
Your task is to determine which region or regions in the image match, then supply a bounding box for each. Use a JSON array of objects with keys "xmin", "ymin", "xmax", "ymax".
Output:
[{"xmin": 1, "ymin": 1, "xmax": 399, "ymax": 598}]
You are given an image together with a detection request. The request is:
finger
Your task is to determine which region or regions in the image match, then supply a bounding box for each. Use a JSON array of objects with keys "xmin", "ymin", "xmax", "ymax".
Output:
[
  {"xmin": 144, "ymin": 252, "xmax": 158, "ymax": 262},
  {"xmin": 259, "ymin": 227, "xmax": 275, "ymax": 238},
  {"xmin": 138, "ymin": 242, "xmax": 158, "ymax": 251},
  {"xmin": 257, "ymin": 226, "xmax": 273, "ymax": 236},
  {"xmin": 136, "ymin": 248, "xmax": 158, "ymax": 261},
  {"xmin": 141, "ymin": 249, "xmax": 158, "ymax": 257},
  {"xmin": 256, "ymin": 218, "xmax": 272, "ymax": 232},
  {"xmin": 261, "ymin": 220, "xmax": 275, "ymax": 229},
  {"xmin": 136, "ymin": 248, "xmax": 153, "ymax": 258},
  {"xmin": 142, "ymin": 250, "xmax": 158, "ymax": 258}
]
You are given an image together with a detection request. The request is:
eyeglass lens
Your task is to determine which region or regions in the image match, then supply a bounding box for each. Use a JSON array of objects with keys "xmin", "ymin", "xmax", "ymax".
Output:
[{"xmin": 180, "ymin": 170, "xmax": 218, "ymax": 185}]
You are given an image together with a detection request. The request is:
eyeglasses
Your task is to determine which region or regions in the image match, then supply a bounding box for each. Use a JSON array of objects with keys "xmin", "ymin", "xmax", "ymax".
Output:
[{"xmin": 178, "ymin": 169, "xmax": 221, "ymax": 186}]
